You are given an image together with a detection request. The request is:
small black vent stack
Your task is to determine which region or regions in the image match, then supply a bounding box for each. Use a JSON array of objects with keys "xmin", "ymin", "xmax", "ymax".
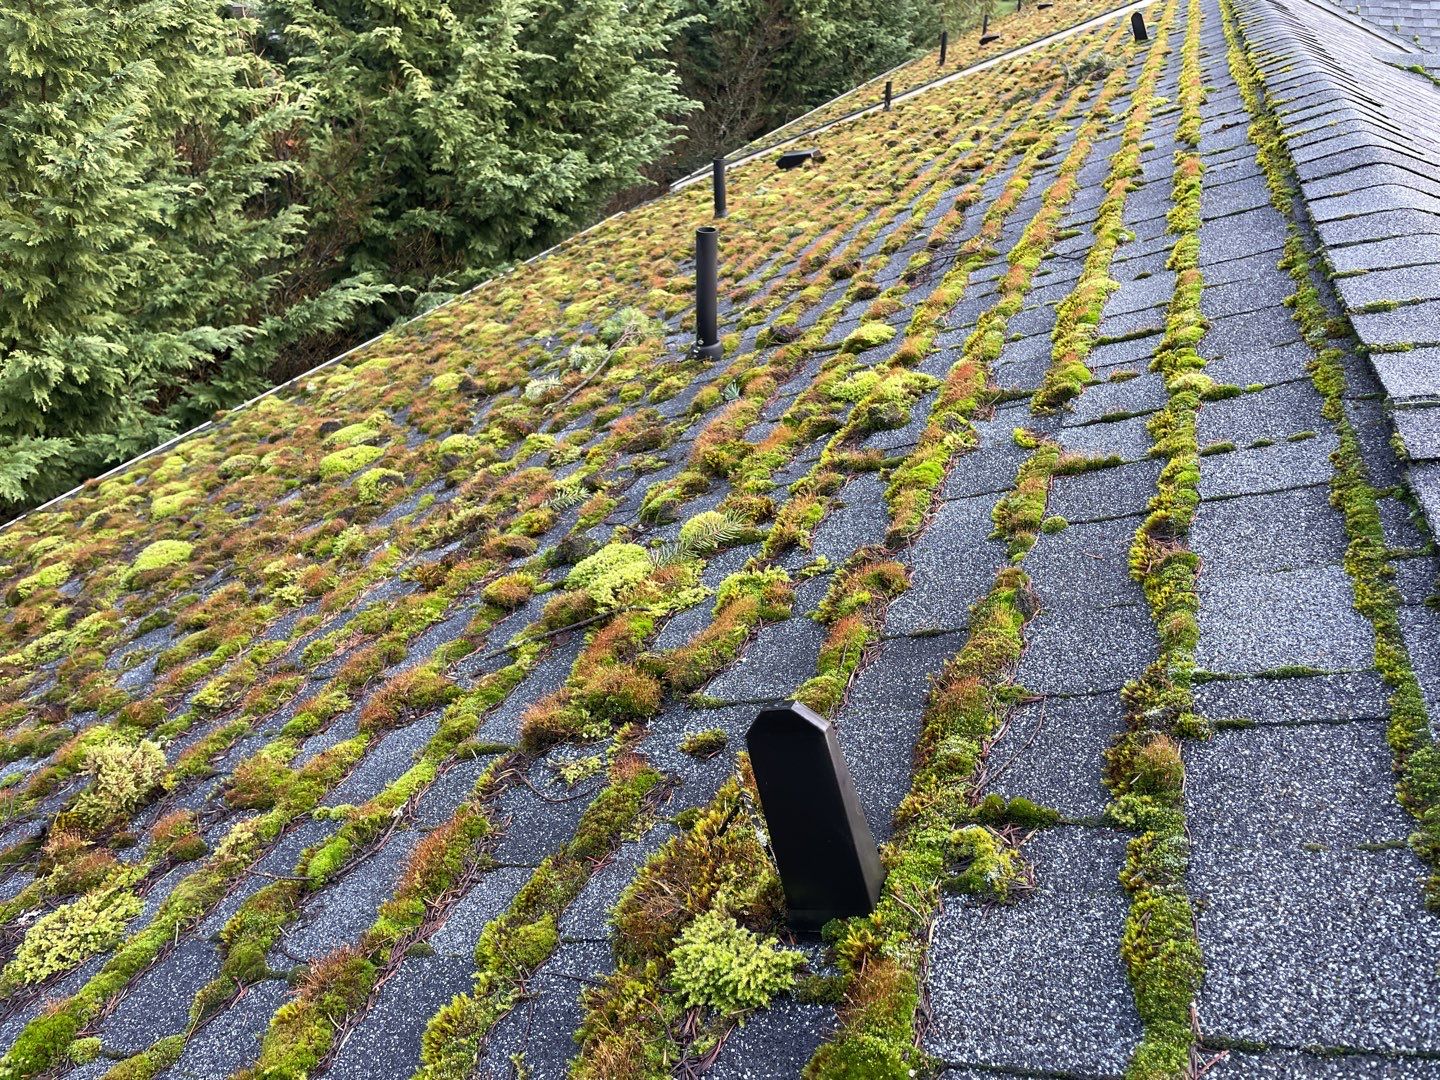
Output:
[
  {"xmin": 884, "ymin": 80, "xmax": 893, "ymax": 111},
  {"xmin": 1132, "ymin": 11, "xmax": 1149, "ymax": 41},
  {"xmin": 747, "ymin": 703, "xmax": 884, "ymax": 932},
  {"xmin": 980, "ymin": 10, "xmax": 999, "ymax": 44},
  {"xmin": 694, "ymin": 227, "xmax": 722, "ymax": 360},
  {"xmin": 712, "ymin": 157, "xmax": 727, "ymax": 219},
  {"xmin": 940, "ymin": 29, "xmax": 948, "ymax": 64}
]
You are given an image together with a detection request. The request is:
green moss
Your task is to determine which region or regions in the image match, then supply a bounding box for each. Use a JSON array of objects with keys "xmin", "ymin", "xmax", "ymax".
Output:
[
  {"xmin": 841, "ymin": 322, "xmax": 898, "ymax": 353},
  {"xmin": 324, "ymin": 421, "xmax": 380, "ymax": 447},
  {"xmin": 218, "ymin": 453, "xmax": 259, "ymax": 478},
  {"xmin": 73, "ymin": 738, "xmax": 168, "ymax": 826},
  {"xmin": 15, "ymin": 561, "xmax": 71, "ymax": 598},
  {"xmin": 947, "ymin": 824, "xmax": 1029, "ymax": 902},
  {"xmin": 67, "ymin": 1038, "xmax": 102, "ymax": 1066},
  {"xmin": 355, "ymin": 467, "xmax": 405, "ymax": 502},
  {"xmin": 420, "ymin": 764, "xmax": 663, "ymax": 1077},
  {"xmin": 437, "ymin": 432, "xmax": 481, "ymax": 458},
  {"xmin": 431, "ymin": 371, "xmax": 464, "ymax": 393},
  {"xmin": 974, "ymin": 792, "xmax": 1060, "ymax": 828},
  {"xmin": 678, "ymin": 729, "xmax": 728, "ymax": 759},
  {"xmin": 566, "ymin": 542, "xmax": 653, "ymax": 609},
  {"xmin": 318, "ymin": 444, "xmax": 384, "ymax": 479},
  {"xmin": 667, "ymin": 911, "xmax": 805, "ymax": 1016},
  {"xmin": 150, "ymin": 489, "xmax": 197, "ymax": 519},
  {"xmin": 0, "ymin": 888, "xmax": 144, "ymax": 994},
  {"xmin": 128, "ymin": 540, "xmax": 193, "ymax": 579},
  {"xmin": 482, "ymin": 571, "xmax": 537, "ymax": 610}
]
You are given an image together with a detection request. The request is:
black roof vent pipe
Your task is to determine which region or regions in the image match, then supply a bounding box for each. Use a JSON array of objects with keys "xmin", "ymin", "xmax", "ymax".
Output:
[
  {"xmin": 1132, "ymin": 12, "xmax": 1149, "ymax": 41},
  {"xmin": 712, "ymin": 158, "xmax": 727, "ymax": 219},
  {"xmin": 940, "ymin": 29, "xmax": 948, "ymax": 64},
  {"xmin": 694, "ymin": 227, "xmax": 722, "ymax": 360},
  {"xmin": 980, "ymin": 11, "xmax": 1000, "ymax": 44}
]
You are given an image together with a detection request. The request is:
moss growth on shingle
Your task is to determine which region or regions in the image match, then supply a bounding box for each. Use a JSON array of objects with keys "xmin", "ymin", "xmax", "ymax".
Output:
[
  {"xmin": 127, "ymin": 539, "xmax": 193, "ymax": 578},
  {"xmin": 566, "ymin": 542, "xmax": 653, "ymax": 609},
  {"xmin": 14, "ymin": 561, "xmax": 70, "ymax": 598},
  {"xmin": 324, "ymin": 421, "xmax": 381, "ymax": 447},
  {"xmin": 317, "ymin": 444, "xmax": 384, "ymax": 479},
  {"xmin": 354, "ymin": 467, "xmax": 405, "ymax": 502},
  {"xmin": 0, "ymin": 4, "xmax": 1256, "ymax": 1072},
  {"xmin": 0, "ymin": 887, "xmax": 143, "ymax": 994},
  {"xmin": 841, "ymin": 321, "xmax": 898, "ymax": 353}
]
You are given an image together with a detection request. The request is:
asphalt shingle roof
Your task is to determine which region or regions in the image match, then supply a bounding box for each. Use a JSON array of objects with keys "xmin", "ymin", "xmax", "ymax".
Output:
[{"xmin": 2, "ymin": 0, "xmax": 1439, "ymax": 1076}]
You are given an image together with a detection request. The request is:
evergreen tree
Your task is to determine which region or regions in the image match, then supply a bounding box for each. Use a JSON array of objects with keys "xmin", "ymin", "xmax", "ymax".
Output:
[
  {"xmin": 268, "ymin": 0, "xmax": 694, "ymax": 305},
  {"xmin": 0, "ymin": 0, "xmax": 383, "ymax": 511},
  {"xmin": 666, "ymin": 0, "xmax": 974, "ymax": 171}
]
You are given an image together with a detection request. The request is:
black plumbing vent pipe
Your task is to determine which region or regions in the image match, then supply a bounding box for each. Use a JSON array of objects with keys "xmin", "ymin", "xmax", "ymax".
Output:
[
  {"xmin": 1132, "ymin": 12, "xmax": 1149, "ymax": 41},
  {"xmin": 980, "ymin": 10, "xmax": 999, "ymax": 44},
  {"xmin": 940, "ymin": 29, "xmax": 948, "ymax": 64},
  {"xmin": 712, "ymin": 158, "xmax": 727, "ymax": 218},
  {"xmin": 884, "ymin": 80, "xmax": 893, "ymax": 111},
  {"xmin": 695, "ymin": 227, "xmax": 722, "ymax": 360}
]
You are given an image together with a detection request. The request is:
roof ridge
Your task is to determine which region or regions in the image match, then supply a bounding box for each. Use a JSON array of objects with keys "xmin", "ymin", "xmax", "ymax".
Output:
[{"xmin": 1231, "ymin": 0, "xmax": 1440, "ymax": 529}]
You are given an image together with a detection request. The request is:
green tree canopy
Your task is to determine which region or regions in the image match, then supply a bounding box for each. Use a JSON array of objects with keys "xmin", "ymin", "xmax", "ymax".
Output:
[
  {"xmin": 666, "ymin": 0, "xmax": 974, "ymax": 171},
  {"xmin": 0, "ymin": 0, "xmax": 383, "ymax": 510},
  {"xmin": 267, "ymin": 0, "xmax": 695, "ymax": 304}
]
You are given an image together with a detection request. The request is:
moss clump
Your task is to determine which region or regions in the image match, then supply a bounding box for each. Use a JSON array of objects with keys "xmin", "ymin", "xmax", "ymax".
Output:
[
  {"xmin": 436, "ymin": 432, "xmax": 481, "ymax": 459},
  {"xmin": 66, "ymin": 1038, "xmax": 101, "ymax": 1066},
  {"xmin": 667, "ymin": 911, "xmax": 805, "ymax": 1016},
  {"xmin": 974, "ymin": 792, "xmax": 1061, "ymax": 829},
  {"xmin": 947, "ymin": 825, "xmax": 1029, "ymax": 902},
  {"xmin": 566, "ymin": 543, "xmax": 653, "ymax": 609},
  {"xmin": 218, "ymin": 453, "xmax": 259, "ymax": 478},
  {"xmin": 430, "ymin": 371, "xmax": 464, "ymax": 393},
  {"xmin": 574, "ymin": 773, "xmax": 785, "ymax": 1072},
  {"xmin": 354, "ymin": 467, "xmax": 404, "ymax": 502},
  {"xmin": 150, "ymin": 489, "xmax": 197, "ymax": 519},
  {"xmin": 0, "ymin": 887, "xmax": 143, "ymax": 993},
  {"xmin": 15, "ymin": 561, "xmax": 71, "ymax": 598},
  {"xmin": 127, "ymin": 539, "xmax": 193, "ymax": 581},
  {"xmin": 324, "ymin": 421, "xmax": 380, "ymax": 447},
  {"xmin": 574, "ymin": 666, "xmax": 662, "ymax": 728},
  {"xmin": 540, "ymin": 589, "xmax": 599, "ymax": 631},
  {"xmin": 482, "ymin": 572, "xmax": 537, "ymax": 611},
  {"xmin": 841, "ymin": 322, "xmax": 898, "ymax": 353},
  {"xmin": 72, "ymin": 739, "xmax": 168, "ymax": 827},
  {"xmin": 679, "ymin": 729, "xmax": 728, "ymax": 759},
  {"xmin": 318, "ymin": 444, "xmax": 384, "ymax": 480}
]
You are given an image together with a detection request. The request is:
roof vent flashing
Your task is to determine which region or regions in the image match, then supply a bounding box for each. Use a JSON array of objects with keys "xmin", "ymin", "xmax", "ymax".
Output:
[{"xmin": 776, "ymin": 148, "xmax": 820, "ymax": 169}]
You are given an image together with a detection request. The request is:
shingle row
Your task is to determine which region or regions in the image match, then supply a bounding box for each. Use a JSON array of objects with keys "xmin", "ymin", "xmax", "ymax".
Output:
[{"xmin": 1231, "ymin": 0, "xmax": 1440, "ymax": 525}]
